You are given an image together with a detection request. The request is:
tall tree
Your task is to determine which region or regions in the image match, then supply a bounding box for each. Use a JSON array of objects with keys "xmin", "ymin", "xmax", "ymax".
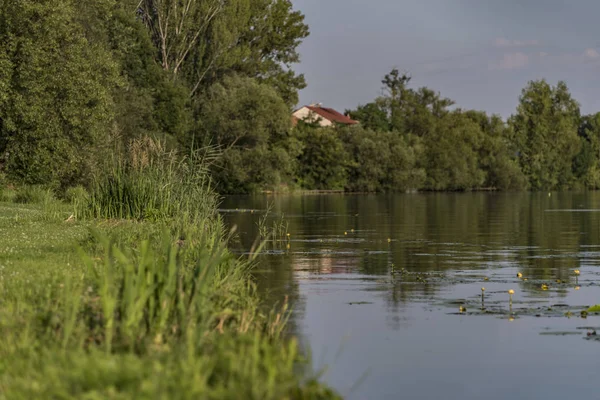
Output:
[
  {"xmin": 197, "ymin": 75, "xmax": 293, "ymax": 193},
  {"xmin": 509, "ymin": 80, "xmax": 581, "ymax": 190},
  {"xmin": 465, "ymin": 110, "xmax": 526, "ymax": 190},
  {"xmin": 574, "ymin": 113, "xmax": 600, "ymax": 188},
  {"xmin": 0, "ymin": 0, "xmax": 119, "ymax": 187},
  {"xmin": 137, "ymin": 0, "xmax": 308, "ymax": 105},
  {"xmin": 381, "ymin": 68, "xmax": 411, "ymax": 132},
  {"xmin": 347, "ymin": 102, "xmax": 390, "ymax": 132},
  {"xmin": 424, "ymin": 111, "xmax": 486, "ymax": 191}
]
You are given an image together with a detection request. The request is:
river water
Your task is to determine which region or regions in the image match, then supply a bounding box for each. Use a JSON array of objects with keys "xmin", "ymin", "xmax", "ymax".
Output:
[{"xmin": 221, "ymin": 193, "xmax": 600, "ymax": 400}]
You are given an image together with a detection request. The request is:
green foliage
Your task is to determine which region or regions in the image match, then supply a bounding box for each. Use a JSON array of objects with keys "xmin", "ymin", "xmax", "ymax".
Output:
[
  {"xmin": 587, "ymin": 304, "xmax": 600, "ymax": 313},
  {"xmin": 466, "ymin": 111, "xmax": 527, "ymax": 190},
  {"xmin": 137, "ymin": 0, "xmax": 309, "ymax": 106},
  {"xmin": 0, "ymin": 203, "xmax": 339, "ymax": 398},
  {"xmin": 79, "ymin": 137, "xmax": 219, "ymax": 225},
  {"xmin": 197, "ymin": 75, "xmax": 294, "ymax": 193},
  {"xmin": 347, "ymin": 102, "xmax": 390, "ymax": 132},
  {"xmin": 0, "ymin": 0, "xmax": 119, "ymax": 188},
  {"xmin": 13, "ymin": 185, "xmax": 55, "ymax": 205},
  {"xmin": 107, "ymin": 7, "xmax": 192, "ymax": 142},
  {"xmin": 340, "ymin": 127, "xmax": 425, "ymax": 192},
  {"xmin": 509, "ymin": 80, "xmax": 581, "ymax": 190},
  {"xmin": 423, "ymin": 112, "xmax": 486, "ymax": 191},
  {"xmin": 296, "ymin": 126, "xmax": 348, "ymax": 190},
  {"xmin": 574, "ymin": 113, "xmax": 600, "ymax": 188},
  {"xmin": 0, "ymin": 187, "xmax": 15, "ymax": 203},
  {"xmin": 197, "ymin": 75, "xmax": 291, "ymax": 149},
  {"xmin": 215, "ymin": 145, "xmax": 295, "ymax": 194}
]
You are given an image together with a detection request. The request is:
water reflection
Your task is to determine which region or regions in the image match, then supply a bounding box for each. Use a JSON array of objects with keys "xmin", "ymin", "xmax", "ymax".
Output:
[{"xmin": 221, "ymin": 193, "xmax": 600, "ymax": 400}]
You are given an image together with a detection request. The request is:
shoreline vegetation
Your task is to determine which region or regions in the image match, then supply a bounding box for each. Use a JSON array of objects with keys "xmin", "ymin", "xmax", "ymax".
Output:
[
  {"xmin": 0, "ymin": 140, "xmax": 339, "ymax": 399},
  {"xmin": 0, "ymin": 0, "xmax": 598, "ymax": 397},
  {"xmin": 2, "ymin": 2, "xmax": 599, "ymax": 198}
]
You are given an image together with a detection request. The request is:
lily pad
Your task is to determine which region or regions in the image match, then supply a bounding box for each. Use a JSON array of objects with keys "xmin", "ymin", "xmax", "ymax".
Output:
[{"xmin": 587, "ymin": 304, "xmax": 600, "ymax": 312}]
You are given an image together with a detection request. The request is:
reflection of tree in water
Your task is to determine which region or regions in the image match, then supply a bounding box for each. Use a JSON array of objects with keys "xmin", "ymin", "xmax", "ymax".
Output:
[{"xmin": 220, "ymin": 192, "xmax": 600, "ymax": 333}]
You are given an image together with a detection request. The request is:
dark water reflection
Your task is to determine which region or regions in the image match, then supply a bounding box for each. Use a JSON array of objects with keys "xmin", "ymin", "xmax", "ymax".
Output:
[{"xmin": 221, "ymin": 193, "xmax": 600, "ymax": 400}]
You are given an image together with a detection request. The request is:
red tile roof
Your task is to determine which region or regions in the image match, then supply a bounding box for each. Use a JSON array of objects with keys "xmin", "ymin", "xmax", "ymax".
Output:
[{"xmin": 306, "ymin": 106, "xmax": 358, "ymax": 125}]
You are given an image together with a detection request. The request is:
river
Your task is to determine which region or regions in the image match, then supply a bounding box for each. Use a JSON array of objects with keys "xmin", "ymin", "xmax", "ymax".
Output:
[{"xmin": 221, "ymin": 192, "xmax": 600, "ymax": 400}]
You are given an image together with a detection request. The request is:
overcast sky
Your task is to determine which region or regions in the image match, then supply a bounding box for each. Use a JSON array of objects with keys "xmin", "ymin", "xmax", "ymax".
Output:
[{"xmin": 291, "ymin": 0, "xmax": 600, "ymax": 117}]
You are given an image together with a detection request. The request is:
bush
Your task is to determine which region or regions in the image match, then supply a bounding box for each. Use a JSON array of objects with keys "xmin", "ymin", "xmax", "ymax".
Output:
[
  {"xmin": 79, "ymin": 138, "xmax": 219, "ymax": 226},
  {"xmin": 13, "ymin": 185, "xmax": 55, "ymax": 204}
]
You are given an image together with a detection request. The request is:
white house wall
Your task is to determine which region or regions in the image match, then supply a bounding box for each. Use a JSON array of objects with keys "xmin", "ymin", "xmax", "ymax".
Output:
[{"xmin": 292, "ymin": 107, "xmax": 332, "ymax": 127}]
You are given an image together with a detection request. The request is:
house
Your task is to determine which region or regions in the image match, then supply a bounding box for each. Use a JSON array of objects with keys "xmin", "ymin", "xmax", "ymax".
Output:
[{"xmin": 292, "ymin": 103, "xmax": 358, "ymax": 127}]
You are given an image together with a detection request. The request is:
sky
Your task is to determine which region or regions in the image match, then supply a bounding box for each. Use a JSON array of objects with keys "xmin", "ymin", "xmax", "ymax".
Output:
[{"xmin": 291, "ymin": 0, "xmax": 600, "ymax": 118}]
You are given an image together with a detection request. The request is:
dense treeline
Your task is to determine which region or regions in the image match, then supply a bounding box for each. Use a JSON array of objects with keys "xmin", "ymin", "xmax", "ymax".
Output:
[
  {"xmin": 289, "ymin": 72, "xmax": 600, "ymax": 193},
  {"xmin": 0, "ymin": 0, "xmax": 307, "ymax": 192},
  {"xmin": 1, "ymin": 0, "xmax": 599, "ymax": 194}
]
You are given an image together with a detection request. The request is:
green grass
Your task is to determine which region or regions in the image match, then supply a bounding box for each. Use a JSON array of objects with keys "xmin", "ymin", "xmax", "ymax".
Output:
[
  {"xmin": 0, "ymin": 199, "xmax": 339, "ymax": 399},
  {"xmin": 78, "ymin": 138, "xmax": 219, "ymax": 226}
]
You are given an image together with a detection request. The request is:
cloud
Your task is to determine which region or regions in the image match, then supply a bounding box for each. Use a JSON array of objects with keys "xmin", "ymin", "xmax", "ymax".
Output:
[
  {"xmin": 584, "ymin": 48, "xmax": 600, "ymax": 60},
  {"xmin": 489, "ymin": 52, "xmax": 530, "ymax": 70},
  {"xmin": 494, "ymin": 38, "xmax": 540, "ymax": 48}
]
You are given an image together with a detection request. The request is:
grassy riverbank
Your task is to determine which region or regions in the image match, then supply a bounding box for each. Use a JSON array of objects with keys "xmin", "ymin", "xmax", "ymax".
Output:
[{"xmin": 0, "ymin": 172, "xmax": 338, "ymax": 399}]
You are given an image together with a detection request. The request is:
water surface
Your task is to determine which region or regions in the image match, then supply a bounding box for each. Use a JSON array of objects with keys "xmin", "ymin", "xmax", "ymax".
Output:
[{"xmin": 221, "ymin": 193, "xmax": 600, "ymax": 400}]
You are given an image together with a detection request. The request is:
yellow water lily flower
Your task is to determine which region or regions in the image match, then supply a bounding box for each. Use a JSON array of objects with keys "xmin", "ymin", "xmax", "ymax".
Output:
[
  {"xmin": 517, "ymin": 272, "xmax": 523, "ymax": 278},
  {"xmin": 508, "ymin": 289, "xmax": 515, "ymax": 295},
  {"xmin": 541, "ymin": 284, "xmax": 549, "ymax": 291},
  {"xmin": 574, "ymin": 270, "xmax": 580, "ymax": 276}
]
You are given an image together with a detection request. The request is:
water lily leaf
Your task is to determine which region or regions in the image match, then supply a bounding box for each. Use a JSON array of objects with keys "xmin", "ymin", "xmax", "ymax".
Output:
[{"xmin": 587, "ymin": 305, "xmax": 600, "ymax": 312}]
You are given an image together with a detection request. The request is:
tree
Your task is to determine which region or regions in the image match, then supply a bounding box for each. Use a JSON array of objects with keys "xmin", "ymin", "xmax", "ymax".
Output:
[
  {"xmin": 403, "ymin": 87, "xmax": 453, "ymax": 138},
  {"xmin": 197, "ymin": 75, "xmax": 290, "ymax": 149},
  {"xmin": 424, "ymin": 111, "xmax": 485, "ymax": 191},
  {"xmin": 137, "ymin": 0, "xmax": 308, "ymax": 105},
  {"xmin": 381, "ymin": 68, "xmax": 411, "ymax": 132},
  {"xmin": 339, "ymin": 127, "xmax": 425, "ymax": 192},
  {"xmin": 0, "ymin": 0, "xmax": 119, "ymax": 187},
  {"xmin": 296, "ymin": 126, "xmax": 348, "ymax": 190},
  {"xmin": 574, "ymin": 113, "xmax": 600, "ymax": 188},
  {"xmin": 196, "ymin": 75, "xmax": 293, "ymax": 193},
  {"xmin": 509, "ymin": 80, "xmax": 581, "ymax": 190},
  {"xmin": 346, "ymin": 102, "xmax": 390, "ymax": 132},
  {"xmin": 465, "ymin": 110, "xmax": 526, "ymax": 190}
]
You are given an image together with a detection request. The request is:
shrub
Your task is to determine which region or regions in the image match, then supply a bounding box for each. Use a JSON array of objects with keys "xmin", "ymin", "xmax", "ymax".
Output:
[
  {"xmin": 79, "ymin": 137, "xmax": 219, "ymax": 226},
  {"xmin": 13, "ymin": 185, "xmax": 55, "ymax": 204}
]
